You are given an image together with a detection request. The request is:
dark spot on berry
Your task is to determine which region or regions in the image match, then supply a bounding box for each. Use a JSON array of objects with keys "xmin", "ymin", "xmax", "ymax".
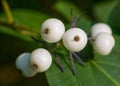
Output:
[
  {"xmin": 16, "ymin": 69, "xmax": 22, "ymax": 76},
  {"xmin": 74, "ymin": 36, "xmax": 80, "ymax": 42},
  {"xmin": 33, "ymin": 64, "xmax": 38, "ymax": 70},
  {"xmin": 44, "ymin": 28, "xmax": 49, "ymax": 34}
]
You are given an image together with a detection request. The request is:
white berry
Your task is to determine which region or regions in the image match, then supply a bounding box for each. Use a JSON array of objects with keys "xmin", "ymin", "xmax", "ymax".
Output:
[
  {"xmin": 91, "ymin": 23, "xmax": 112, "ymax": 39},
  {"xmin": 93, "ymin": 33, "xmax": 115, "ymax": 55},
  {"xmin": 40, "ymin": 18, "xmax": 65, "ymax": 43},
  {"xmin": 15, "ymin": 53, "xmax": 37, "ymax": 77},
  {"xmin": 63, "ymin": 28, "xmax": 88, "ymax": 52},
  {"xmin": 30, "ymin": 48, "xmax": 52, "ymax": 72}
]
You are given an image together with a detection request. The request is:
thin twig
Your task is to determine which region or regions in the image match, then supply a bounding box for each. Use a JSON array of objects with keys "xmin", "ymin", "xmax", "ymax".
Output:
[
  {"xmin": 1, "ymin": 0, "xmax": 14, "ymax": 24},
  {"xmin": 69, "ymin": 52, "xmax": 76, "ymax": 75},
  {"xmin": 70, "ymin": 16, "xmax": 77, "ymax": 28},
  {"xmin": 0, "ymin": 20, "xmax": 39, "ymax": 36},
  {"xmin": 55, "ymin": 56, "xmax": 64, "ymax": 72},
  {"xmin": 31, "ymin": 36, "xmax": 45, "ymax": 43},
  {"xmin": 72, "ymin": 52, "xmax": 85, "ymax": 67},
  {"xmin": 70, "ymin": 8, "xmax": 73, "ymax": 18},
  {"xmin": 49, "ymin": 42, "xmax": 61, "ymax": 53},
  {"xmin": 70, "ymin": 8, "xmax": 77, "ymax": 28},
  {"xmin": 76, "ymin": 11, "xmax": 86, "ymax": 25}
]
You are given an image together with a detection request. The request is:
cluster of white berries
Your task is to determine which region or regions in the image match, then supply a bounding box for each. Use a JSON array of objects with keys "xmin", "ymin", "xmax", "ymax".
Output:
[
  {"xmin": 90, "ymin": 23, "xmax": 115, "ymax": 55},
  {"xmin": 15, "ymin": 48, "xmax": 52, "ymax": 77},
  {"xmin": 15, "ymin": 18, "xmax": 115, "ymax": 77},
  {"xmin": 41, "ymin": 18, "xmax": 88, "ymax": 52}
]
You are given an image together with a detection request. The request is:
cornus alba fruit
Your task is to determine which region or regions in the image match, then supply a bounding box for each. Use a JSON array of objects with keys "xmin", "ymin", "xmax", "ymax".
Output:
[
  {"xmin": 15, "ymin": 18, "xmax": 116, "ymax": 77},
  {"xmin": 90, "ymin": 23, "xmax": 115, "ymax": 55},
  {"xmin": 15, "ymin": 53, "xmax": 37, "ymax": 77},
  {"xmin": 63, "ymin": 28, "xmax": 88, "ymax": 52},
  {"xmin": 30, "ymin": 48, "xmax": 52, "ymax": 72},
  {"xmin": 91, "ymin": 23, "xmax": 112, "ymax": 39},
  {"xmin": 93, "ymin": 33, "xmax": 115, "ymax": 55},
  {"xmin": 40, "ymin": 18, "xmax": 65, "ymax": 43}
]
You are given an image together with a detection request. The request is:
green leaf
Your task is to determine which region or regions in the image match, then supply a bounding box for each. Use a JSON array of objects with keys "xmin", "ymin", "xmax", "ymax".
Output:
[
  {"xmin": 88, "ymin": 35, "xmax": 120, "ymax": 86},
  {"xmin": 1, "ymin": 9, "xmax": 50, "ymax": 28},
  {"xmin": 94, "ymin": 0, "xmax": 119, "ymax": 22},
  {"xmin": 0, "ymin": 9, "xmax": 50, "ymax": 41},
  {"xmin": 46, "ymin": 57, "xmax": 79, "ymax": 86},
  {"xmin": 46, "ymin": 34, "xmax": 120, "ymax": 86},
  {"xmin": 108, "ymin": 1, "xmax": 120, "ymax": 34}
]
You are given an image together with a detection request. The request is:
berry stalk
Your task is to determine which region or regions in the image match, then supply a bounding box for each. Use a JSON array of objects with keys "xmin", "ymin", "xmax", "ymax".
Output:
[{"xmin": 1, "ymin": 0, "xmax": 14, "ymax": 24}]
